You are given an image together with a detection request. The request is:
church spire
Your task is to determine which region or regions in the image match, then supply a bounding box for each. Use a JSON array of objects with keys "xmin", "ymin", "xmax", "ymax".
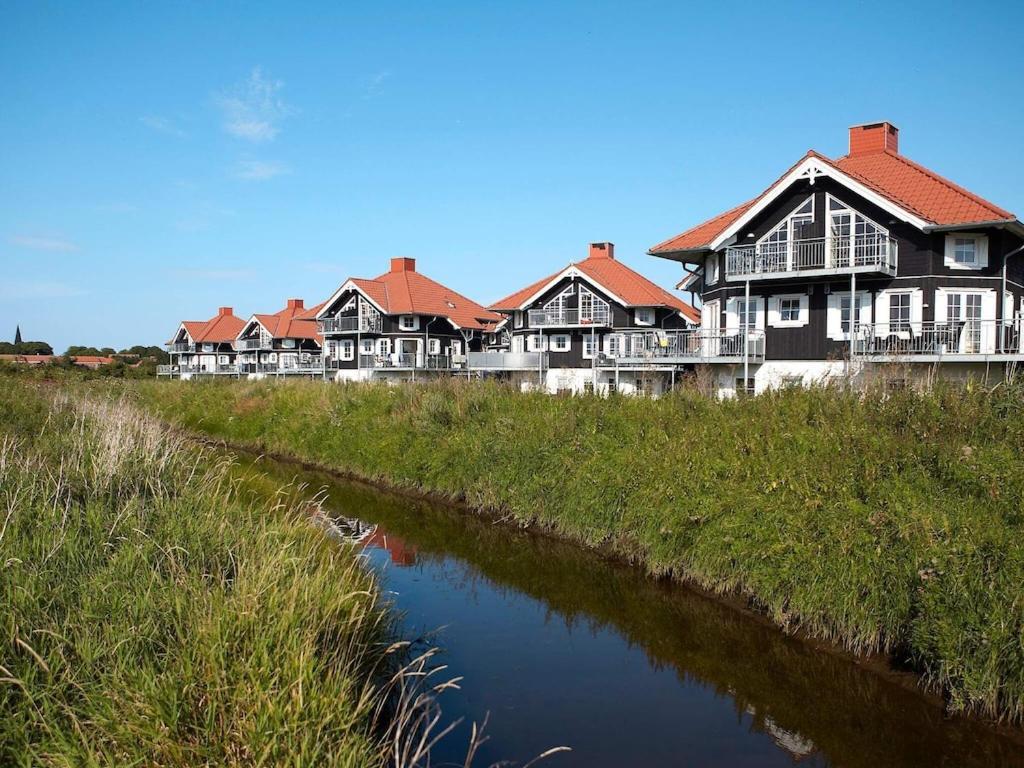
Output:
[{"xmin": 14, "ymin": 325, "xmax": 22, "ymax": 345}]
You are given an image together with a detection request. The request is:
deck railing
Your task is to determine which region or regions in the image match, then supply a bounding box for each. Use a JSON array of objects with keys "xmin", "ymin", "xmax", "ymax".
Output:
[
  {"xmin": 157, "ymin": 365, "xmax": 177, "ymax": 376},
  {"xmin": 318, "ymin": 315, "xmax": 383, "ymax": 334},
  {"xmin": 851, "ymin": 319, "xmax": 1024, "ymax": 358},
  {"xmin": 468, "ymin": 351, "xmax": 548, "ymax": 370},
  {"xmin": 725, "ymin": 234, "xmax": 897, "ymax": 279},
  {"xmin": 527, "ymin": 306, "xmax": 611, "ymax": 328},
  {"xmin": 235, "ymin": 338, "xmax": 267, "ymax": 350},
  {"xmin": 167, "ymin": 342, "xmax": 194, "ymax": 353},
  {"xmin": 604, "ymin": 329, "xmax": 766, "ymax": 363},
  {"xmin": 355, "ymin": 353, "xmax": 452, "ymax": 370}
]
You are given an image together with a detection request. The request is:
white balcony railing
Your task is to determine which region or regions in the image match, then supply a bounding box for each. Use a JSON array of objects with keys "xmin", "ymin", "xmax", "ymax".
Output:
[
  {"xmin": 725, "ymin": 234, "xmax": 897, "ymax": 280},
  {"xmin": 157, "ymin": 365, "xmax": 177, "ymax": 375},
  {"xmin": 602, "ymin": 329, "xmax": 766, "ymax": 363},
  {"xmin": 167, "ymin": 342, "xmax": 194, "ymax": 353},
  {"xmin": 527, "ymin": 306, "xmax": 611, "ymax": 328},
  {"xmin": 354, "ymin": 353, "xmax": 452, "ymax": 370},
  {"xmin": 468, "ymin": 351, "xmax": 548, "ymax": 370},
  {"xmin": 236, "ymin": 338, "xmax": 268, "ymax": 350},
  {"xmin": 318, "ymin": 315, "xmax": 383, "ymax": 334},
  {"xmin": 852, "ymin": 319, "xmax": 1024, "ymax": 358}
]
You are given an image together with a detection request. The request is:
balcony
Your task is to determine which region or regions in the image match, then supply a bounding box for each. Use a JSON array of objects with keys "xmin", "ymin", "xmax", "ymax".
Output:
[
  {"xmin": 600, "ymin": 329, "xmax": 766, "ymax": 365},
  {"xmin": 852, "ymin": 320, "xmax": 1024, "ymax": 361},
  {"xmin": 527, "ymin": 307, "xmax": 611, "ymax": 328},
  {"xmin": 356, "ymin": 353, "xmax": 452, "ymax": 370},
  {"xmin": 167, "ymin": 342, "xmax": 194, "ymax": 353},
  {"xmin": 725, "ymin": 234, "xmax": 897, "ymax": 281},
  {"xmin": 157, "ymin": 364, "xmax": 177, "ymax": 376},
  {"xmin": 468, "ymin": 351, "xmax": 548, "ymax": 370},
  {"xmin": 319, "ymin": 315, "xmax": 382, "ymax": 334},
  {"xmin": 236, "ymin": 338, "xmax": 269, "ymax": 351}
]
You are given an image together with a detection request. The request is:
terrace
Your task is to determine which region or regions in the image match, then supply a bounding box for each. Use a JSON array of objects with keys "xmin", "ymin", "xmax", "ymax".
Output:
[{"xmin": 725, "ymin": 234, "xmax": 897, "ymax": 281}]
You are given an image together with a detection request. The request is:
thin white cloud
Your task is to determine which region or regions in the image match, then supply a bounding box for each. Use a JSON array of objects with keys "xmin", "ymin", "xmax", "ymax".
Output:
[
  {"xmin": 362, "ymin": 70, "xmax": 390, "ymax": 99},
  {"xmin": 0, "ymin": 280, "xmax": 87, "ymax": 299},
  {"xmin": 171, "ymin": 268, "xmax": 254, "ymax": 280},
  {"xmin": 233, "ymin": 159, "xmax": 290, "ymax": 181},
  {"xmin": 140, "ymin": 115, "xmax": 186, "ymax": 137},
  {"xmin": 8, "ymin": 235, "xmax": 79, "ymax": 252},
  {"xmin": 216, "ymin": 67, "xmax": 293, "ymax": 142}
]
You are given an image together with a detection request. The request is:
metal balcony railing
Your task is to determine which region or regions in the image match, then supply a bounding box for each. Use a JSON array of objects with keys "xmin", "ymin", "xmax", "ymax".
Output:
[
  {"xmin": 851, "ymin": 319, "xmax": 1024, "ymax": 358},
  {"xmin": 355, "ymin": 353, "xmax": 451, "ymax": 370},
  {"xmin": 468, "ymin": 351, "xmax": 548, "ymax": 370},
  {"xmin": 527, "ymin": 306, "xmax": 611, "ymax": 328},
  {"xmin": 318, "ymin": 315, "xmax": 383, "ymax": 334},
  {"xmin": 602, "ymin": 329, "xmax": 766, "ymax": 363},
  {"xmin": 235, "ymin": 338, "xmax": 268, "ymax": 350},
  {"xmin": 725, "ymin": 234, "xmax": 897, "ymax": 279},
  {"xmin": 157, "ymin": 365, "xmax": 177, "ymax": 375},
  {"xmin": 167, "ymin": 342, "xmax": 194, "ymax": 353}
]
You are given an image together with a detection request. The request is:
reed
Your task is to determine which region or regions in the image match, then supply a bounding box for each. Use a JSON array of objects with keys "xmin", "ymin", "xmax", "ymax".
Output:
[
  {"xmin": 129, "ymin": 375, "xmax": 1024, "ymax": 725},
  {"xmin": 0, "ymin": 379, "xmax": 538, "ymax": 766}
]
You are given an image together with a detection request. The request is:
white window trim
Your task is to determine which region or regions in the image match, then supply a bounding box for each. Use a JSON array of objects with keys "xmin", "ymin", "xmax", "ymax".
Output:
[
  {"xmin": 376, "ymin": 338, "xmax": 391, "ymax": 355},
  {"xmin": 756, "ymin": 194, "xmax": 815, "ymax": 249},
  {"xmin": 873, "ymin": 288, "xmax": 923, "ymax": 340},
  {"xmin": 827, "ymin": 290, "xmax": 872, "ymax": 341},
  {"xmin": 603, "ymin": 332, "xmax": 627, "ymax": 358},
  {"xmin": 582, "ymin": 334, "xmax": 597, "ymax": 359},
  {"xmin": 514, "ymin": 311, "xmax": 524, "ymax": 329},
  {"xmin": 634, "ymin": 308, "xmax": 655, "ymax": 327},
  {"xmin": 340, "ymin": 339, "xmax": 355, "ymax": 361},
  {"xmin": 944, "ymin": 233, "xmax": 989, "ymax": 270},
  {"xmin": 767, "ymin": 293, "xmax": 809, "ymax": 328},
  {"xmin": 526, "ymin": 334, "xmax": 547, "ymax": 353},
  {"xmin": 428, "ymin": 338, "xmax": 441, "ymax": 355},
  {"xmin": 724, "ymin": 296, "xmax": 765, "ymax": 335},
  {"xmin": 705, "ymin": 255, "xmax": 719, "ymax": 286},
  {"xmin": 398, "ymin": 315, "xmax": 420, "ymax": 331},
  {"xmin": 551, "ymin": 334, "xmax": 570, "ymax": 352}
]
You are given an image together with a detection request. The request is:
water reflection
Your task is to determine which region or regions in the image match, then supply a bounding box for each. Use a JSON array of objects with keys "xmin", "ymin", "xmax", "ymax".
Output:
[{"xmin": 232, "ymin": 454, "xmax": 1024, "ymax": 767}]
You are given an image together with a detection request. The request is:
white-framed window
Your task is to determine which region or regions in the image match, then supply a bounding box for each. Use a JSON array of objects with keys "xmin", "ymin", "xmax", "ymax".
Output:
[
  {"xmin": 826, "ymin": 291, "xmax": 871, "ymax": 340},
  {"xmin": 827, "ymin": 195, "xmax": 889, "ymax": 267},
  {"xmin": 340, "ymin": 296, "xmax": 357, "ymax": 312},
  {"xmin": 398, "ymin": 315, "xmax": 419, "ymax": 331},
  {"xmin": 758, "ymin": 195, "xmax": 814, "ymax": 262},
  {"xmin": 340, "ymin": 340, "xmax": 355, "ymax": 361},
  {"xmin": 450, "ymin": 339, "xmax": 463, "ymax": 356},
  {"xmin": 514, "ymin": 311, "xmax": 524, "ymax": 329},
  {"xmin": 281, "ymin": 338, "xmax": 296, "ymax": 349},
  {"xmin": 944, "ymin": 233, "xmax": 988, "ymax": 270},
  {"xmin": 634, "ymin": 308, "xmax": 655, "ymax": 326},
  {"xmin": 705, "ymin": 255, "xmax": 719, "ymax": 285},
  {"xmin": 767, "ymin": 294, "xmax": 809, "ymax": 328},
  {"xmin": 202, "ymin": 343, "xmax": 214, "ymax": 353},
  {"xmin": 376, "ymin": 338, "xmax": 391, "ymax": 355},
  {"xmin": 428, "ymin": 338, "xmax": 441, "ymax": 355},
  {"xmin": 603, "ymin": 333, "xmax": 626, "ymax": 358},
  {"xmin": 582, "ymin": 335, "xmax": 597, "ymax": 359},
  {"xmin": 725, "ymin": 296, "xmax": 764, "ymax": 334},
  {"xmin": 360, "ymin": 339, "xmax": 374, "ymax": 355},
  {"xmin": 872, "ymin": 289, "xmax": 923, "ymax": 339},
  {"xmin": 935, "ymin": 288, "xmax": 996, "ymax": 353},
  {"xmin": 526, "ymin": 334, "xmax": 546, "ymax": 352},
  {"xmin": 218, "ymin": 355, "xmax": 229, "ymax": 364},
  {"xmin": 550, "ymin": 334, "xmax": 570, "ymax": 352}
]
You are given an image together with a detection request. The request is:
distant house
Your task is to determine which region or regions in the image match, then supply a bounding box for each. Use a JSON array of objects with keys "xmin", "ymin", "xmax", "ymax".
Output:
[
  {"xmin": 70, "ymin": 356, "xmax": 116, "ymax": 369},
  {"xmin": 0, "ymin": 354, "xmax": 55, "ymax": 366},
  {"xmin": 649, "ymin": 122, "xmax": 1024, "ymax": 394},
  {"xmin": 480, "ymin": 242, "xmax": 699, "ymax": 395},
  {"xmin": 236, "ymin": 299, "xmax": 324, "ymax": 377},
  {"xmin": 314, "ymin": 257, "xmax": 502, "ymax": 382},
  {"xmin": 162, "ymin": 307, "xmax": 245, "ymax": 379}
]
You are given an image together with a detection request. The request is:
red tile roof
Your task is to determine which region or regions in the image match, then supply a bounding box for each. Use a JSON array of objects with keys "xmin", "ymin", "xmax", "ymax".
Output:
[
  {"xmin": 343, "ymin": 259, "xmax": 503, "ymax": 331},
  {"xmin": 490, "ymin": 247, "xmax": 699, "ymax": 323},
  {"xmin": 174, "ymin": 308, "xmax": 245, "ymax": 344},
  {"xmin": 0, "ymin": 354, "xmax": 54, "ymax": 365},
  {"xmin": 650, "ymin": 145, "xmax": 1018, "ymax": 255},
  {"xmin": 252, "ymin": 299, "xmax": 324, "ymax": 342}
]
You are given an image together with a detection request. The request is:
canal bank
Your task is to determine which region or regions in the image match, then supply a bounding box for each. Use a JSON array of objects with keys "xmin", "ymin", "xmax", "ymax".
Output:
[
  {"xmin": 131, "ymin": 377, "xmax": 1024, "ymax": 728},
  {"xmin": 229, "ymin": 449, "xmax": 1024, "ymax": 767}
]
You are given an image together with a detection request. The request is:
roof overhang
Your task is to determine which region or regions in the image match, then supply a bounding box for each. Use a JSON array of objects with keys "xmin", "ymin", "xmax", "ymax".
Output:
[
  {"xmin": 708, "ymin": 155, "xmax": 933, "ymax": 251},
  {"xmin": 923, "ymin": 219, "xmax": 1024, "ymax": 238},
  {"xmin": 237, "ymin": 316, "xmax": 272, "ymax": 340},
  {"xmin": 511, "ymin": 265, "xmax": 629, "ymax": 310},
  {"xmin": 314, "ymin": 279, "xmax": 388, "ymax": 319}
]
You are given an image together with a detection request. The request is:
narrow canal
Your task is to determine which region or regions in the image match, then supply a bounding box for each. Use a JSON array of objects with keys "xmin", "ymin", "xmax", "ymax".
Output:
[{"xmin": 233, "ymin": 453, "xmax": 1024, "ymax": 767}]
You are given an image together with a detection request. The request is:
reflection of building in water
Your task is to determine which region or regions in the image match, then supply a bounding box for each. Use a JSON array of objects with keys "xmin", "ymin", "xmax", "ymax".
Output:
[
  {"xmin": 746, "ymin": 707, "xmax": 817, "ymax": 762},
  {"xmin": 363, "ymin": 527, "xmax": 418, "ymax": 567},
  {"xmin": 331, "ymin": 516, "xmax": 378, "ymax": 545}
]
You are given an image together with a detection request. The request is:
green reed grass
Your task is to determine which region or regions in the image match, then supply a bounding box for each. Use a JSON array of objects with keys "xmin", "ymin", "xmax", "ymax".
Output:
[
  {"xmin": 128, "ymin": 375, "xmax": 1024, "ymax": 725},
  {"xmin": 0, "ymin": 380, "xmax": 463, "ymax": 766}
]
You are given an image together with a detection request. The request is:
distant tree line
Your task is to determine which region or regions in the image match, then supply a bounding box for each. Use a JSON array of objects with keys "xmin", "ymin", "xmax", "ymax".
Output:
[{"xmin": 0, "ymin": 341, "xmax": 53, "ymax": 355}]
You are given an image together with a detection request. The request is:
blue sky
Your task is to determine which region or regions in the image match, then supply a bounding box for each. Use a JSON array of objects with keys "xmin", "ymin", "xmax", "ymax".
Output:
[{"xmin": 2, "ymin": 1, "xmax": 1022, "ymax": 352}]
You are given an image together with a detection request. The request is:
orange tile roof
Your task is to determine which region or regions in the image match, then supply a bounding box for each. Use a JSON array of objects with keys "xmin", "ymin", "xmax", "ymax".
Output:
[
  {"xmin": 489, "ymin": 249, "xmax": 699, "ymax": 323},
  {"xmin": 346, "ymin": 260, "xmax": 503, "ymax": 331},
  {"xmin": 650, "ymin": 146, "xmax": 1017, "ymax": 255},
  {"xmin": 173, "ymin": 308, "xmax": 245, "ymax": 345},
  {"xmin": 253, "ymin": 300, "xmax": 323, "ymax": 342}
]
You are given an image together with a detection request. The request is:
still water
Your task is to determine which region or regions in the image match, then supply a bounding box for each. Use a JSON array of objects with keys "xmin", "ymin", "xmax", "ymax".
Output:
[{"xmin": 234, "ymin": 453, "xmax": 1024, "ymax": 767}]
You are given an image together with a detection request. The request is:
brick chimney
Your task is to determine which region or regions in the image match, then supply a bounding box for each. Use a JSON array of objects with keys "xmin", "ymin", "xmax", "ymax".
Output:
[
  {"xmin": 286, "ymin": 298, "xmax": 304, "ymax": 310},
  {"xmin": 849, "ymin": 122, "xmax": 899, "ymax": 155},
  {"xmin": 218, "ymin": 306, "xmax": 233, "ymax": 316},
  {"xmin": 588, "ymin": 242, "xmax": 615, "ymax": 260},
  {"xmin": 390, "ymin": 257, "xmax": 416, "ymax": 273}
]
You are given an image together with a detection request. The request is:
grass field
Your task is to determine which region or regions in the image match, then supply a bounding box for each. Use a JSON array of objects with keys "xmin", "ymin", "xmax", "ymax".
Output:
[
  {"xmin": 0, "ymin": 378, "xmax": 462, "ymax": 766},
  {"xmin": 130, "ymin": 376, "xmax": 1024, "ymax": 725}
]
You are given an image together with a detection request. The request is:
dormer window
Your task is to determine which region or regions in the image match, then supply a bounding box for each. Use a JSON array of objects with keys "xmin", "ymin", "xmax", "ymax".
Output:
[
  {"xmin": 635, "ymin": 308, "xmax": 655, "ymax": 326},
  {"xmin": 945, "ymin": 234, "xmax": 988, "ymax": 269},
  {"xmin": 398, "ymin": 315, "xmax": 419, "ymax": 331}
]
